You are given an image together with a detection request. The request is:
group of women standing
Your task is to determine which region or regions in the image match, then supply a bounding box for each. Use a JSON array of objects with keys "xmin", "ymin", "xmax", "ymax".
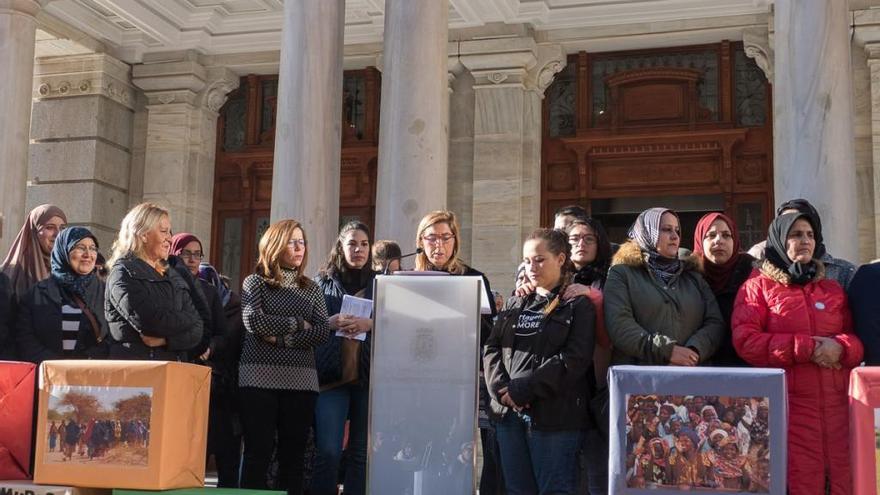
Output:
[{"xmin": 0, "ymin": 196, "xmax": 871, "ymax": 495}]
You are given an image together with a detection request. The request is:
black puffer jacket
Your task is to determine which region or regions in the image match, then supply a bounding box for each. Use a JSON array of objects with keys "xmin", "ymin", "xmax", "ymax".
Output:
[
  {"xmin": 483, "ymin": 293, "xmax": 595, "ymax": 431},
  {"xmin": 104, "ymin": 255, "xmax": 203, "ymax": 360},
  {"xmin": 313, "ymin": 271, "xmax": 375, "ymax": 386},
  {"xmin": 16, "ymin": 276, "xmax": 109, "ymax": 363}
]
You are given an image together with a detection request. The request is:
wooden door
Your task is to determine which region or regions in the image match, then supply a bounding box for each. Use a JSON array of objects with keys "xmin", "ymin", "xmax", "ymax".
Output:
[
  {"xmin": 542, "ymin": 42, "xmax": 774, "ymax": 248},
  {"xmin": 211, "ymin": 69, "xmax": 381, "ymax": 289}
]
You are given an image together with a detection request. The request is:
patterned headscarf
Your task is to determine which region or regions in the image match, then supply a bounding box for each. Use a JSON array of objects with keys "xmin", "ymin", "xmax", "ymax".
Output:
[
  {"xmin": 629, "ymin": 207, "xmax": 682, "ymax": 285},
  {"xmin": 1, "ymin": 204, "xmax": 67, "ymax": 296},
  {"xmin": 50, "ymin": 227, "xmax": 98, "ymax": 298}
]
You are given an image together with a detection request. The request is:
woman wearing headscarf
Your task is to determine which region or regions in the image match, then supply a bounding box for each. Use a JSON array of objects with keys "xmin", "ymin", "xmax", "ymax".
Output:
[
  {"xmin": 1, "ymin": 205, "xmax": 67, "ymax": 358},
  {"xmin": 604, "ymin": 207, "xmax": 724, "ymax": 366},
  {"xmin": 732, "ymin": 212, "xmax": 863, "ymax": 495},
  {"xmin": 15, "ymin": 226, "xmax": 108, "ymax": 363},
  {"xmin": 168, "ymin": 233, "xmax": 237, "ymax": 486},
  {"xmin": 692, "ymin": 212, "xmax": 754, "ymax": 366},
  {"xmin": 1, "ymin": 204, "xmax": 68, "ymax": 297},
  {"xmin": 747, "ymin": 198, "xmax": 856, "ymax": 289}
]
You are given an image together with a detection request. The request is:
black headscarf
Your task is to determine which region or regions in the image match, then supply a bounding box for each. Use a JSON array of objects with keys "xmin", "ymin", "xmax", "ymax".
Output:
[
  {"xmin": 50, "ymin": 227, "xmax": 98, "ymax": 297},
  {"xmin": 776, "ymin": 199, "xmax": 826, "ymax": 259},
  {"xmin": 765, "ymin": 212, "xmax": 818, "ymax": 285}
]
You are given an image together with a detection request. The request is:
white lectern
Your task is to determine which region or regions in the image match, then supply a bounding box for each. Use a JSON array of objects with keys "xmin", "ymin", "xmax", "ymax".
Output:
[{"xmin": 367, "ymin": 275, "xmax": 482, "ymax": 495}]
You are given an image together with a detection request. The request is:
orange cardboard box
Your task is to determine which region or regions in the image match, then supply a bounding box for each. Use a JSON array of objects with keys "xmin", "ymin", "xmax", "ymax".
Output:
[
  {"xmin": 0, "ymin": 361, "xmax": 36, "ymax": 480},
  {"xmin": 33, "ymin": 360, "xmax": 210, "ymax": 490}
]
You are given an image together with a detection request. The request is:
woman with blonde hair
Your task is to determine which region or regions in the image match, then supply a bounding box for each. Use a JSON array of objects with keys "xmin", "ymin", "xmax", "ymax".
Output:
[
  {"xmin": 413, "ymin": 210, "xmax": 502, "ymax": 493},
  {"xmin": 104, "ymin": 202, "xmax": 203, "ymax": 360},
  {"xmin": 237, "ymin": 219, "xmax": 331, "ymax": 495}
]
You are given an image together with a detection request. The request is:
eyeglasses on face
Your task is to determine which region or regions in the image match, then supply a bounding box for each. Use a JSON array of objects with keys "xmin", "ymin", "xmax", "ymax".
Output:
[
  {"xmin": 179, "ymin": 250, "xmax": 204, "ymax": 260},
  {"xmin": 70, "ymin": 245, "xmax": 99, "ymax": 255},
  {"xmin": 568, "ymin": 235, "xmax": 597, "ymax": 246},
  {"xmin": 422, "ymin": 234, "xmax": 455, "ymax": 244}
]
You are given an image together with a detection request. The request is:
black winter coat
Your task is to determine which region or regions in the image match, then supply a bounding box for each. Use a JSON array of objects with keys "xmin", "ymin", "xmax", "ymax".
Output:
[
  {"xmin": 0, "ymin": 272, "xmax": 14, "ymax": 360},
  {"xmin": 166, "ymin": 256, "xmax": 225, "ymax": 361},
  {"xmin": 484, "ymin": 294, "xmax": 595, "ymax": 431},
  {"xmin": 104, "ymin": 255, "xmax": 204, "ymax": 360},
  {"xmin": 16, "ymin": 276, "xmax": 109, "ymax": 363},
  {"xmin": 706, "ymin": 254, "xmax": 754, "ymax": 367},
  {"xmin": 313, "ymin": 271, "xmax": 375, "ymax": 386},
  {"xmin": 849, "ymin": 262, "xmax": 880, "ymax": 365}
]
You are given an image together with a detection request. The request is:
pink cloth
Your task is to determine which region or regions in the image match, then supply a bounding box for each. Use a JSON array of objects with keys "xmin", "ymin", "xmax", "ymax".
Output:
[{"xmin": 849, "ymin": 367, "xmax": 880, "ymax": 495}]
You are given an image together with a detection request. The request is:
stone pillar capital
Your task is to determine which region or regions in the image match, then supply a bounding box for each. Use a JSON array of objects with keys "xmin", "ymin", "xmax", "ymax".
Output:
[
  {"xmin": 34, "ymin": 53, "xmax": 135, "ymax": 110},
  {"xmin": 458, "ymin": 38, "xmax": 565, "ymax": 96},
  {"xmin": 0, "ymin": 0, "xmax": 41, "ymax": 16},
  {"xmin": 743, "ymin": 27, "xmax": 774, "ymax": 80},
  {"xmin": 866, "ymin": 42, "xmax": 880, "ymax": 61},
  {"xmin": 132, "ymin": 51, "xmax": 207, "ymax": 106},
  {"xmin": 198, "ymin": 66, "xmax": 241, "ymax": 114}
]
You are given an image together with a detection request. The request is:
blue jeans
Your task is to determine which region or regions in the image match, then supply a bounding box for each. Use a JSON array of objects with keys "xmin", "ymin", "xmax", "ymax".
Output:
[
  {"xmin": 495, "ymin": 412, "xmax": 582, "ymax": 495},
  {"xmin": 581, "ymin": 428, "xmax": 608, "ymax": 495},
  {"xmin": 311, "ymin": 382, "xmax": 369, "ymax": 495}
]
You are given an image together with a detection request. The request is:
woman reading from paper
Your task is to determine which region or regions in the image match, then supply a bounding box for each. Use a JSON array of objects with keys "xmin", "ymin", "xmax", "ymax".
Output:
[
  {"xmin": 732, "ymin": 212, "xmax": 863, "ymax": 495},
  {"xmin": 311, "ymin": 221, "xmax": 376, "ymax": 495},
  {"xmin": 484, "ymin": 228, "xmax": 594, "ymax": 494},
  {"xmin": 413, "ymin": 210, "xmax": 502, "ymax": 494},
  {"xmin": 604, "ymin": 207, "xmax": 724, "ymax": 366}
]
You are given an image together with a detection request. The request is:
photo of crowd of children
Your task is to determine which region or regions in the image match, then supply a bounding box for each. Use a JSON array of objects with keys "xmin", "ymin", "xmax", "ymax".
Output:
[
  {"xmin": 45, "ymin": 385, "xmax": 153, "ymax": 466},
  {"xmin": 625, "ymin": 394, "xmax": 770, "ymax": 492}
]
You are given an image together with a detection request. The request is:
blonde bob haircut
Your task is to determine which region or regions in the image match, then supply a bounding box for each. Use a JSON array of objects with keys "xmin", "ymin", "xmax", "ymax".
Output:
[
  {"xmin": 108, "ymin": 202, "xmax": 170, "ymax": 271},
  {"xmin": 255, "ymin": 219, "xmax": 312, "ymax": 288},
  {"xmin": 414, "ymin": 210, "xmax": 466, "ymax": 274}
]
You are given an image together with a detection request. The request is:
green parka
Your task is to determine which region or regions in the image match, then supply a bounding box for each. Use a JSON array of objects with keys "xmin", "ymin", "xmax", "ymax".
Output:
[{"xmin": 604, "ymin": 241, "xmax": 724, "ymax": 365}]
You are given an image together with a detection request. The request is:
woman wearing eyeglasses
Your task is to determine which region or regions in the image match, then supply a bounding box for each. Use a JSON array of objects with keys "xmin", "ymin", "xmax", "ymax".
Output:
[
  {"xmin": 238, "ymin": 219, "xmax": 331, "ymax": 495},
  {"xmin": 16, "ymin": 226, "xmax": 109, "ymax": 363},
  {"xmin": 413, "ymin": 210, "xmax": 502, "ymax": 494},
  {"xmin": 692, "ymin": 212, "xmax": 754, "ymax": 367}
]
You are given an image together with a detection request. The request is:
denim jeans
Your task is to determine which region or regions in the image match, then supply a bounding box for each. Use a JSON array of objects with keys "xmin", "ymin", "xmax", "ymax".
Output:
[
  {"xmin": 310, "ymin": 382, "xmax": 369, "ymax": 495},
  {"xmin": 495, "ymin": 412, "xmax": 582, "ymax": 495},
  {"xmin": 581, "ymin": 428, "xmax": 608, "ymax": 495}
]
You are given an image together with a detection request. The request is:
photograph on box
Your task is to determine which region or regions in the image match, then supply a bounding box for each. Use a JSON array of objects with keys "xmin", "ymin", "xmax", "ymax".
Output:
[
  {"xmin": 44, "ymin": 385, "xmax": 152, "ymax": 467},
  {"xmin": 625, "ymin": 394, "xmax": 770, "ymax": 493}
]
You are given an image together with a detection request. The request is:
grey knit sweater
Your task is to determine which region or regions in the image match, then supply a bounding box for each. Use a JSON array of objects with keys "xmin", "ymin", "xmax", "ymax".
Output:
[{"xmin": 238, "ymin": 269, "xmax": 331, "ymax": 391}]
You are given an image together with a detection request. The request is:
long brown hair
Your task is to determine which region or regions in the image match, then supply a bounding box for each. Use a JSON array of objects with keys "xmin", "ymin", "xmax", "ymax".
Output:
[
  {"xmin": 525, "ymin": 228, "xmax": 574, "ymax": 315},
  {"xmin": 414, "ymin": 210, "xmax": 466, "ymax": 274},
  {"xmin": 255, "ymin": 219, "xmax": 312, "ymax": 288},
  {"xmin": 319, "ymin": 221, "xmax": 373, "ymax": 284}
]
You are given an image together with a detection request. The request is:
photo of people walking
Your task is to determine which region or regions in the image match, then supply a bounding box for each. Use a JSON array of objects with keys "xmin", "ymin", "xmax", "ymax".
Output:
[
  {"xmin": 625, "ymin": 394, "xmax": 770, "ymax": 492},
  {"xmin": 44, "ymin": 385, "xmax": 152, "ymax": 466}
]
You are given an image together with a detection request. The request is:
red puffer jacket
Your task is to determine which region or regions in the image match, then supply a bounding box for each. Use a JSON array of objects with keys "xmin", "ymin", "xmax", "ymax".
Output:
[{"xmin": 732, "ymin": 260, "xmax": 863, "ymax": 495}]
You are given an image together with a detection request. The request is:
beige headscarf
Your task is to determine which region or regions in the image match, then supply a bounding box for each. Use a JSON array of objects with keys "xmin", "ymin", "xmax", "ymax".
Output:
[{"xmin": 1, "ymin": 204, "xmax": 67, "ymax": 297}]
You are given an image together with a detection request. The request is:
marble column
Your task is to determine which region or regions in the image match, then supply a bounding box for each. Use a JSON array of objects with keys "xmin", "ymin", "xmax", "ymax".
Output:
[
  {"xmin": 0, "ymin": 0, "xmax": 41, "ymax": 255},
  {"xmin": 774, "ymin": 0, "xmax": 858, "ymax": 262},
  {"xmin": 461, "ymin": 40, "xmax": 564, "ymax": 295},
  {"xmin": 375, "ymin": 0, "xmax": 449, "ymax": 249},
  {"xmin": 271, "ymin": 0, "xmax": 344, "ymax": 269},
  {"xmin": 132, "ymin": 53, "xmax": 239, "ymax": 254},
  {"xmin": 30, "ymin": 54, "xmax": 136, "ymax": 249}
]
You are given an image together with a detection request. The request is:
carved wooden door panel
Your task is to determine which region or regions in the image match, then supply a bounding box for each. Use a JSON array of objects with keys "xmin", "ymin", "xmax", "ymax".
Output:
[{"xmin": 542, "ymin": 43, "xmax": 773, "ymax": 248}]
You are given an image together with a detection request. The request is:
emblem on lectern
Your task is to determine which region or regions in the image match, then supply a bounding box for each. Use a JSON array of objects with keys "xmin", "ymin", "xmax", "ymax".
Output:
[{"xmin": 411, "ymin": 328, "xmax": 436, "ymax": 363}]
